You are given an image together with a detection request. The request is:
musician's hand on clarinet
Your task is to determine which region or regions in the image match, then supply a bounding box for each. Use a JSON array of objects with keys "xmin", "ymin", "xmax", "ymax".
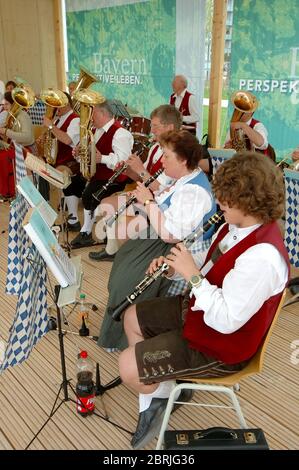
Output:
[
  {"xmin": 127, "ymin": 154, "xmax": 144, "ymax": 174},
  {"xmin": 146, "ymin": 256, "xmax": 171, "ymax": 276},
  {"xmin": 132, "ymin": 181, "xmax": 153, "ymax": 204},
  {"xmin": 166, "ymin": 243, "xmax": 199, "ymax": 281}
]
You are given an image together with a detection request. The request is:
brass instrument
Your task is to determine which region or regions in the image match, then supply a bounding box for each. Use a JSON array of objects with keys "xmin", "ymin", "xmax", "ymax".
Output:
[
  {"xmin": 110, "ymin": 210, "xmax": 224, "ymax": 321},
  {"xmin": 71, "ymin": 66, "xmax": 99, "ymax": 115},
  {"xmin": 230, "ymin": 91, "xmax": 259, "ymax": 152},
  {"xmin": 4, "ymin": 83, "xmax": 35, "ymax": 137},
  {"xmin": 277, "ymin": 154, "xmax": 299, "ymax": 171},
  {"xmin": 40, "ymin": 88, "xmax": 69, "ymax": 165},
  {"xmin": 73, "ymin": 88, "xmax": 105, "ymax": 180}
]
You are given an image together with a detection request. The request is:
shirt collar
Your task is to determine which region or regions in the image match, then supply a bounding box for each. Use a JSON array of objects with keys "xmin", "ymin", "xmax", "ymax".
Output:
[
  {"xmin": 175, "ymin": 88, "xmax": 187, "ymax": 99},
  {"xmin": 102, "ymin": 118, "xmax": 115, "ymax": 133}
]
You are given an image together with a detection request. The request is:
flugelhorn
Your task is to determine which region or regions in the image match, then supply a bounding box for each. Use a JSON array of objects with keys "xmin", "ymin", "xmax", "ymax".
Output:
[
  {"xmin": 73, "ymin": 88, "xmax": 105, "ymax": 180},
  {"xmin": 109, "ymin": 210, "xmax": 224, "ymax": 321},
  {"xmin": 105, "ymin": 168, "xmax": 163, "ymax": 227}
]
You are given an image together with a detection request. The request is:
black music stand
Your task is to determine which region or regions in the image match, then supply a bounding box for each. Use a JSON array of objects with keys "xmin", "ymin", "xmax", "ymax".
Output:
[
  {"xmin": 108, "ymin": 99, "xmax": 131, "ymax": 121},
  {"xmin": 25, "ymin": 282, "xmax": 131, "ymax": 450}
]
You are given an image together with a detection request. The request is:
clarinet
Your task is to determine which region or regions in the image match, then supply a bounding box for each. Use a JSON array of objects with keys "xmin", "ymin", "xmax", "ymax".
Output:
[
  {"xmin": 106, "ymin": 168, "xmax": 163, "ymax": 227},
  {"xmin": 91, "ymin": 142, "xmax": 146, "ymax": 203},
  {"xmin": 92, "ymin": 163, "xmax": 128, "ymax": 202},
  {"xmin": 110, "ymin": 210, "xmax": 224, "ymax": 321}
]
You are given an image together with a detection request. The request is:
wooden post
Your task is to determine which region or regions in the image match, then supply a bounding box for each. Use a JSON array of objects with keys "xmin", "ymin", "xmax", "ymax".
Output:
[
  {"xmin": 208, "ymin": 0, "xmax": 227, "ymax": 147},
  {"xmin": 53, "ymin": 0, "xmax": 66, "ymax": 90}
]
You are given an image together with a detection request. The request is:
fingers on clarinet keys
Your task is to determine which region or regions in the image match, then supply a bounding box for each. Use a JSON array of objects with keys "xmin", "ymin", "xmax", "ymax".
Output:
[{"xmin": 70, "ymin": 232, "xmax": 97, "ymax": 248}]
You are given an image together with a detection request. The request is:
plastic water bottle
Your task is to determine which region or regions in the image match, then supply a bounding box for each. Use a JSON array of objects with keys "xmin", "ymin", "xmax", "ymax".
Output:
[
  {"xmin": 79, "ymin": 293, "xmax": 89, "ymax": 336},
  {"xmin": 76, "ymin": 350, "xmax": 95, "ymax": 416}
]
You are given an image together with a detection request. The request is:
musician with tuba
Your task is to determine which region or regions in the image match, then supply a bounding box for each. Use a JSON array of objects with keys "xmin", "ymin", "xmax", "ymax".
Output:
[
  {"xmin": 224, "ymin": 90, "xmax": 273, "ymax": 158},
  {"xmin": 0, "ymin": 90, "xmax": 34, "ymax": 147},
  {"xmin": 69, "ymin": 99, "xmax": 134, "ymax": 248}
]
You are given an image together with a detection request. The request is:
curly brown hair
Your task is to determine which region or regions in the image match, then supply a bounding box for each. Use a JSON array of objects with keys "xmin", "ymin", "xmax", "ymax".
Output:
[
  {"xmin": 159, "ymin": 130, "xmax": 202, "ymax": 170},
  {"xmin": 212, "ymin": 152, "xmax": 285, "ymax": 223}
]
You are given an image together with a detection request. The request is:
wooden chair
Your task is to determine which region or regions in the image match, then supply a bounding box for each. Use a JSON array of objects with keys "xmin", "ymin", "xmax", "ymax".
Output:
[{"xmin": 156, "ymin": 290, "xmax": 286, "ymax": 449}]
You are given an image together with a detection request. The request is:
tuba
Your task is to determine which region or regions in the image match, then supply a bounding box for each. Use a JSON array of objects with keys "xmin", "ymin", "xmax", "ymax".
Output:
[
  {"xmin": 230, "ymin": 91, "xmax": 259, "ymax": 152},
  {"xmin": 73, "ymin": 88, "xmax": 105, "ymax": 180},
  {"xmin": 71, "ymin": 66, "xmax": 99, "ymax": 115},
  {"xmin": 4, "ymin": 83, "xmax": 35, "ymax": 137},
  {"xmin": 40, "ymin": 88, "xmax": 69, "ymax": 165}
]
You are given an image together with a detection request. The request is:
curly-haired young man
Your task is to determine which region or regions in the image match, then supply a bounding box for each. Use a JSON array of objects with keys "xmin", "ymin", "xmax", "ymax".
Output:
[{"xmin": 118, "ymin": 151, "xmax": 290, "ymax": 449}]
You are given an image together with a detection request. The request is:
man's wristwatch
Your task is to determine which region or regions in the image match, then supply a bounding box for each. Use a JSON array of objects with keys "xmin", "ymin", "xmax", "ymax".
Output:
[
  {"xmin": 144, "ymin": 199, "xmax": 155, "ymax": 206},
  {"xmin": 139, "ymin": 171, "xmax": 146, "ymax": 180},
  {"xmin": 188, "ymin": 273, "xmax": 204, "ymax": 289}
]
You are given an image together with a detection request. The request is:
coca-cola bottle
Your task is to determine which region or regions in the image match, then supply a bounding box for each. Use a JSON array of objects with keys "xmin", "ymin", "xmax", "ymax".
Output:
[{"xmin": 76, "ymin": 350, "xmax": 95, "ymax": 417}]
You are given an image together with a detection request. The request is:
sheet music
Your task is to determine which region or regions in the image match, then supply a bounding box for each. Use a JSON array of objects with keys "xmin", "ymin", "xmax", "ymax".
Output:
[
  {"xmin": 23, "ymin": 208, "xmax": 76, "ymax": 287},
  {"xmin": 17, "ymin": 176, "xmax": 57, "ymax": 227},
  {"xmin": 25, "ymin": 152, "xmax": 71, "ymax": 189}
]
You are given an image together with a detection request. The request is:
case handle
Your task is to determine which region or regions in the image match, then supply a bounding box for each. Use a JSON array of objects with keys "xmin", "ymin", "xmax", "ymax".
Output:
[{"xmin": 194, "ymin": 427, "xmax": 238, "ymax": 440}]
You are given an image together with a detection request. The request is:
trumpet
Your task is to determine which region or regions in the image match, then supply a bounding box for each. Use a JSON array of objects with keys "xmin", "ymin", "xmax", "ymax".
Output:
[
  {"xmin": 105, "ymin": 168, "xmax": 163, "ymax": 227},
  {"xmin": 91, "ymin": 140, "xmax": 148, "ymax": 203},
  {"xmin": 109, "ymin": 210, "xmax": 224, "ymax": 321}
]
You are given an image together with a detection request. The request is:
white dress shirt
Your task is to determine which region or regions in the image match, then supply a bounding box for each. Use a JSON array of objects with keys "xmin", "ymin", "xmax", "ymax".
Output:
[
  {"xmin": 190, "ymin": 224, "xmax": 288, "ymax": 334},
  {"xmin": 155, "ymin": 169, "xmax": 213, "ymax": 239},
  {"xmin": 55, "ymin": 109, "xmax": 80, "ymax": 147},
  {"xmin": 94, "ymin": 118, "xmax": 134, "ymax": 169},
  {"xmin": 173, "ymin": 88, "xmax": 200, "ymax": 124}
]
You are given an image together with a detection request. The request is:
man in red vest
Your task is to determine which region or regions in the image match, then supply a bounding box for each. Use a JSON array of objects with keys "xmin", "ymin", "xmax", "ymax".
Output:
[
  {"xmin": 89, "ymin": 104, "xmax": 182, "ymax": 261},
  {"xmin": 170, "ymin": 75, "xmax": 199, "ymax": 134},
  {"xmin": 69, "ymin": 100, "xmax": 134, "ymax": 247},
  {"xmin": 118, "ymin": 152, "xmax": 290, "ymax": 449}
]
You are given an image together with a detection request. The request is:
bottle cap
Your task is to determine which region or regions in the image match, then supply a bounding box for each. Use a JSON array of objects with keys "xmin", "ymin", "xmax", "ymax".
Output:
[
  {"xmin": 80, "ymin": 350, "xmax": 88, "ymax": 359},
  {"xmin": 80, "ymin": 293, "xmax": 86, "ymax": 299}
]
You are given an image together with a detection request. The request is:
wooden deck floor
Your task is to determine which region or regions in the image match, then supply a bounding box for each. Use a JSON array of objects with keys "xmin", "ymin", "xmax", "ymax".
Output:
[{"xmin": 0, "ymin": 200, "xmax": 298, "ymax": 450}]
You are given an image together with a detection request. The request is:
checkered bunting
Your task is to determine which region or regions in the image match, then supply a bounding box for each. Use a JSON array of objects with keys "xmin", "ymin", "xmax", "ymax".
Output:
[
  {"xmin": 6, "ymin": 194, "xmax": 30, "ymax": 295},
  {"xmin": 27, "ymin": 101, "xmax": 46, "ymax": 126},
  {"xmin": 0, "ymin": 246, "xmax": 48, "ymax": 372},
  {"xmin": 14, "ymin": 143, "xmax": 27, "ymax": 184},
  {"xmin": 284, "ymin": 170, "xmax": 299, "ymax": 268}
]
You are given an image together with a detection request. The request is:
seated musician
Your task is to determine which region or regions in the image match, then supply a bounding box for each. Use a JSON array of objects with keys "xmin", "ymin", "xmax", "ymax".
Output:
[
  {"xmin": 69, "ymin": 100, "xmax": 134, "ymax": 246},
  {"xmin": 292, "ymin": 147, "xmax": 299, "ymax": 166},
  {"xmin": 89, "ymin": 104, "xmax": 182, "ymax": 261},
  {"xmin": 170, "ymin": 75, "xmax": 199, "ymax": 134},
  {"xmin": 39, "ymin": 91, "xmax": 79, "ymax": 209},
  {"xmin": 118, "ymin": 152, "xmax": 289, "ymax": 449},
  {"xmin": 224, "ymin": 91, "xmax": 273, "ymax": 158},
  {"xmin": 97, "ymin": 130, "xmax": 216, "ymax": 352},
  {"xmin": 0, "ymin": 91, "xmax": 34, "ymax": 147}
]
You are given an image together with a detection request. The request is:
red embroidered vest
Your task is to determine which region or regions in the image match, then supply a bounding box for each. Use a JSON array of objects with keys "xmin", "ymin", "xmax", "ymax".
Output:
[
  {"xmin": 183, "ymin": 222, "xmax": 290, "ymax": 364},
  {"xmin": 146, "ymin": 144, "xmax": 163, "ymax": 175},
  {"xmin": 55, "ymin": 112, "xmax": 78, "ymax": 167},
  {"xmin": 93, "ymin": 121, "xmax": 127, "ymax": 182},
  {"xmin": 170, "ymin": 90, "xmax": 196, "ymax": 128}
]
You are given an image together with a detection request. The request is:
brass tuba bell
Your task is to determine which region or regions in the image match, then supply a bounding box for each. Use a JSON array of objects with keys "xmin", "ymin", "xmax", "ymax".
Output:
[
  {"xmin": 73, "ymin": 88, "xmax": 105, "ymax": 180},
  {"xmin": 230, "ymin": 90, "xmax": 259, "ymax": 152},
  {"xmin": 4, "ymin": 81, "xmax": 35, "ymax": 134},
  {"xmin": 40, "ymin": 88, "xmax": 69, "ymax": 165},
  {"xmin": 71, "ymin": 66, "xmax": 99, "ymax": 115}
]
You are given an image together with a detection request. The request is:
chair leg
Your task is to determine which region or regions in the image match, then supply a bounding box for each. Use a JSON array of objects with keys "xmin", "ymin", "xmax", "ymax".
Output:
[{"xmin": 156, "ymin": 383, "xmax": 185, "ymax": 450}]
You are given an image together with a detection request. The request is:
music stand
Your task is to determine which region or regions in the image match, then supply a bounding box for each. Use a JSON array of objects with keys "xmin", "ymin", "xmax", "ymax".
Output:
[{"xmin": 108, "ymin": 99, "xmax": 131, "ymax": 121}]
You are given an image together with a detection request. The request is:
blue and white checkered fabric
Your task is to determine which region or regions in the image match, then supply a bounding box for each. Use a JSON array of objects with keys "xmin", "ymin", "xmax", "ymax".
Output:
[
  {"xmin": 284, "ymin": 169, "xmax": 299, "ymax": 268},
  {"xmin": 0, "ymin": 246, "xmax": 48, "ymax": 372},
  {"xmin": 6, "ymin": 195, "xmax": 30, "ymax": 295},
  {"xmin": 14, "ymin": 143, "xmax": 27, "ymax": 184},
  {"xmin": 211, "ymin": 156, "xmax": 225, "ymax": 175},
  {"xmin": 27, "ymin": 101, "xmax": 46, "ymax": 126},
  {"xmin": 167, "ymin": 238, "xmax": 212, "ymax": 296}
]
